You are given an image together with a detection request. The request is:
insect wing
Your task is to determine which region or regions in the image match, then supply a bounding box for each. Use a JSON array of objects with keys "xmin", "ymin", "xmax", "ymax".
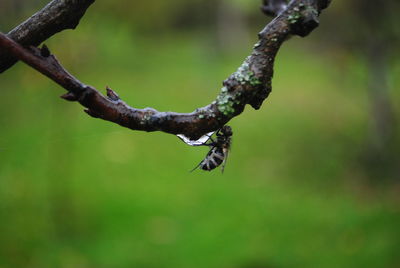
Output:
[
  {"xmin": 177, "ymin": 131, "xmax": 215, "ymax": 146},
  {"xmin": 220, "ymin": 147, "xmax": 230, "ymax": 173}
]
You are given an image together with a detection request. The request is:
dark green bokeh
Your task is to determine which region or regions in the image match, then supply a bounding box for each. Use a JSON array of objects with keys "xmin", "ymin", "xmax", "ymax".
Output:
[{"xmin": 0, "ymin": 1, "xmax": 399, "ymax": 268}]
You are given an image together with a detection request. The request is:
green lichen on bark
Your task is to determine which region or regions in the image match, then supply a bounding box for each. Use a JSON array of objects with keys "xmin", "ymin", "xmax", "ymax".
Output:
[
  {"xmin": 216, "ymin": 86, "xmax": 236, "ymax": 116},
  {"xmin": 194, "ymin": 107, "xmax": 216, "ymax": 119},
  {"xmin": 215, "ymin": 59, "xmax": 264, "ymax": 116},
  {"xmin": 233, "ymin": 60, "xmax": 262, "ymax": 86},
  {"xmin": 288, "ymin": 7, "xmax": 301, "ymax": 24},
  {"xmin": 288, "ymin": 4, "xmax": 319, "ymax": 25}
]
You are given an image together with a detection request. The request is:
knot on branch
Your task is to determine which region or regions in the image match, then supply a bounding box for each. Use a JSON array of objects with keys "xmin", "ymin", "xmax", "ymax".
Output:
[
  {"xmin": 61, "ymin": 92, "xmax": 79, "ymax": 102},
  {"xmin": 106, "ymin": 86, "xmax": 120, "ymax": 101},
  {"xmin": 287, "ymin": 4, "xmax": 320, "ymax": 37},
  {"xmin": 84, "ymin": 108, "xmax": 100, "ymax": 118},
  {"xmin": 40, "ymin": 44, "xmax": 51, "ymax": 57}
]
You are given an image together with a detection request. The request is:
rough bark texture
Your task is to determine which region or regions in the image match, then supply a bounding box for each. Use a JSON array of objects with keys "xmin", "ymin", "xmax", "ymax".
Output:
[
  {"xmin": 0, "ymin": 0, "xmax": 330, "ymax": 140},
  {"xmin": 0, "ymin": 0, "xmax": 95, "ymax": 73}
]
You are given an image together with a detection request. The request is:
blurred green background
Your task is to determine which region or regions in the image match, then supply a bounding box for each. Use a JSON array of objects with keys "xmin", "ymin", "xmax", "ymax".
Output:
[{"xmin": 0, "ymin": 1, "xmax": 399, "ymax": 268}]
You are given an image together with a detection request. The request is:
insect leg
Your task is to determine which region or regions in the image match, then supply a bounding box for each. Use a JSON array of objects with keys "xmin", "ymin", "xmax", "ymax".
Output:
[
  {"xmin": 220, "ymin": 149, "xmax": 229, "ymax": 174},
  {"xmin": 191, "ymin": 137, "xmax": 217, "ymax": 147},
  {"xmin": 206, "ymin": 136, "xmax": 217, "ymax": 145},
  {"xmin": 191, "ymin": 142, "xmax": 215, "ymax": 147},
  {"xmin": 190, "ymin": 160, "xmax": 203, "ymax": 172}
]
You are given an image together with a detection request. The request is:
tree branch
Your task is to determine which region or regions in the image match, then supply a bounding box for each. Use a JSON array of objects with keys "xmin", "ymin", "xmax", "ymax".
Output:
[
  {"xmin": 0, "ymin": 0, "xmax": 95, "ymax": 73},
  {"xmin": 0, "ymin": 0, "xmax": 330, "ymax": 140}
]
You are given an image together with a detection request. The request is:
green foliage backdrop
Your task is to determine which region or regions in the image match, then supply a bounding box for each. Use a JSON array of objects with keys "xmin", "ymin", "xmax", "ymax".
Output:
[{"xmin": 0, "ymin": 1, "xmax": 399, "ymax": 268}]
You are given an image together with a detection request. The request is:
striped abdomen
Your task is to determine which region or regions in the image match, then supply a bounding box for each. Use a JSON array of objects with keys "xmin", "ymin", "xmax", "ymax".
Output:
[{"xmin": 200, "ymin": 147, "xmax": 225, "ymax": 171}]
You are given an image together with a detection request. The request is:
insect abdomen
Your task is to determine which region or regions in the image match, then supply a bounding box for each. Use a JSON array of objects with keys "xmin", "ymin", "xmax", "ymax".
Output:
[{"xmin": 200, "ymin": 147, "xmax": 225, "ymax": 171}]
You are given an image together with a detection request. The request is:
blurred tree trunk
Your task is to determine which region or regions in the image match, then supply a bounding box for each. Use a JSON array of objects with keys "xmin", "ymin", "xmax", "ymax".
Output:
[
  {"xmin": 356, "ymin": 0, "xmax": 400, "ymax": 179},
  {"xmin": 216, "ymin": 0, "xmax": 250, "ymax": 52},
  {"xmin": 0, "ymin": 0, "xmax": 46, "ymax": 29},
  {"xmin": 364, "ymin": 42, "xmax": 399, "ymax": 179},
  {"xmin": 45, "ymin": 102, "xmax": 82, "ymax": 242},
  {"xmin": 366, "ymin": 44, "xmax": 394, "ymax": 153}
]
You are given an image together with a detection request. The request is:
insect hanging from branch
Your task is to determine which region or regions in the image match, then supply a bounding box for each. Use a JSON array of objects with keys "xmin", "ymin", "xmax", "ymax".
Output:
[{"xmin": 177, "ymin": 126, "xmax": 233, "ymax": 172}]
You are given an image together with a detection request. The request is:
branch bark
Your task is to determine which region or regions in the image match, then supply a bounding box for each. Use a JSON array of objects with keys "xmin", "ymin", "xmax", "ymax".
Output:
[
  {"xmin": 0, "ymin": 0, "xmax": 95, "ymax": 73},
  {"xmin": 0, "ymin": 0, "xmax": 330, "ymax": 140}
]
